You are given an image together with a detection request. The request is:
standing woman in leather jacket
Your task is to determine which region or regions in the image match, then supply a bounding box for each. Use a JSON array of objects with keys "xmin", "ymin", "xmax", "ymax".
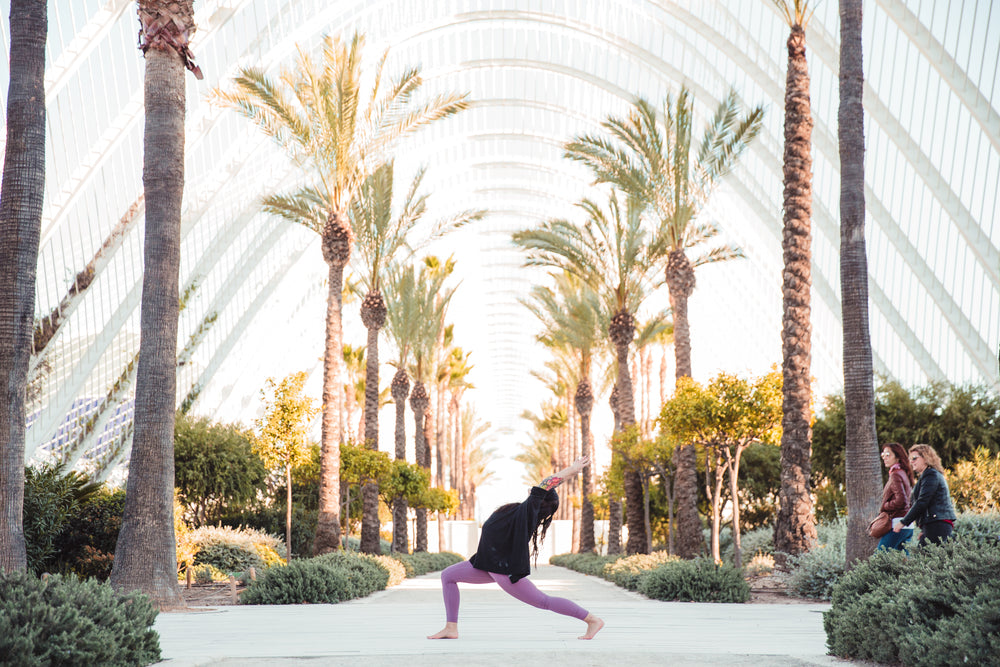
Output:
[
  {"xmin": 877, "ymin": 442, "xmax": 914, "ymax": 551},
  {"xmin": 893, "ymin": 444, "xmax": 957, "ymax": 546}
]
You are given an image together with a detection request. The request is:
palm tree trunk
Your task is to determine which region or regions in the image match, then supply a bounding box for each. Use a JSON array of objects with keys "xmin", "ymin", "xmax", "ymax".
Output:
[
  {"xmin": 839, "ymin": 0, "xmax": 882, "ymax": 566},
  {"xmin": 666, "ymin": 256, "xmax": 705, "ymax": 559},
  {"xmin": 411, "ymin": 382, "xmax": 430, "ymax": 551},
  {"xmin": 314, "ymin": 256, "xmax": 346, "ymax": 554},
  {"xmin": 391, "ymin": 369, "xmax": 409, "ymax": 552},
  {"xmin": 111, "ymin": 4, "xmax": 190, "ymax": 607},
  {"xmin": 775, "ymin": 21, "xmax": 818, "ymax": 563},
  {"xmin": 576, "ymin": 380, "xmax": 596, "ymax": 553},
  {"xmin": 607, "ymin": 384, "xmax": 622, "ymax": 555},
  {"xmin": 286, "ymin": 464, "xmax": 293, "ymax": 559},
  {"xmin": 0, "ymin": 0, "xmax": 46, "ymax": 574},
  {"xmin": 610, "ymin": 310, "xmax": 648, "ymax": 555},
  {"xmin": 360, "ymin": 292, "xmax": 385, "ymax": 554}
]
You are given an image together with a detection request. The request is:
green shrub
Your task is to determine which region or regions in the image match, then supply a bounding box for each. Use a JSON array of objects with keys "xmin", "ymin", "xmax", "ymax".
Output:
[
  {"xmin": 342, "ymin": 536, "xmax": 392, "ymax": 554},
  {"xmin": 370, "ymin": 554, "xmax": 407, "ymax": 587},
  {"xmin": 22, "ymin": 465, "xmax": 102, "ymax": 575},
  {"xmin": 218, "ymin": 506, "xmax": 316, "ymax": 559},
  {"xmin": 183, "ymin": 525, "xmax": 286, "ymax": 574},
  {"xmin": 602, "ymin": 551, "xmax": 679, "ymax": 591},
  {"xmin": 824, "ymin": 537, "xmax": 1000, "ymax": 665},
  {"xmin": 638, "ymin": 558, "xmax": 750, "ymax": 603},
  {"xmin": 240, "ymin": 551, "xmax": 389, "ymax": 604},
  {"xmin": 785, "ymin": 517, "xmax": 847, "ymax": 600},
  {"xmin": 191, "ymin": 563, "xmax": 229, "ymax": 584},
  {"xmin": 54, "ymin": 488, "xmax": 126, "ymax": 579},
  {"xmin": 724, "ymin": 525, "xmax": 774, "ymax": 566},
  {"xmin": 391, "ymin": 551, "xmax": 463, "ymax": 576},
  {"xmin": 953, "ymin": 511, "xmax": 1000, "ymax": 541},
  {"xmin": 0, "ymin": 571, "xmax": 160, "ymax": 666},
  {"xmin": 550, "ymin": 552, "xmax": 621, "ymax": 576}
]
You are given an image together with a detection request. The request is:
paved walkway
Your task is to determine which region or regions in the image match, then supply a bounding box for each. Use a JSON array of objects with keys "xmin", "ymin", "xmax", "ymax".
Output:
[{"xmin": 154, "ymin": 565, "xmax": 859, "ymax": 666}]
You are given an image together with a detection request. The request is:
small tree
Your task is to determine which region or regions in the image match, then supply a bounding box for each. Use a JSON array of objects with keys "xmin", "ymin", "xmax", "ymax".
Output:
[
  {"xmin": 948, "ymin": 447, "xmax": 1000, "ymax": 513},
  {"xmin": 254, "ymin": 372, "xmax": 318, "ymax": 559},
  {"xmin": 658, "ymin": 370, "xmax": 782, "ymax": 567},
  {"xmin": 174, "ymin": 416, "xmax": 266, "ymax": 525},
  {"xmin": 339, "ymin": 442, "xmax": 392, "ymax": 540}
]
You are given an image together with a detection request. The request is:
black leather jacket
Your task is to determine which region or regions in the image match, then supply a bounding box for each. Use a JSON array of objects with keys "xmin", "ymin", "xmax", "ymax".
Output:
[{"xmin": 899, "ymin": 466, "xmax": 957, "ymax": 528}]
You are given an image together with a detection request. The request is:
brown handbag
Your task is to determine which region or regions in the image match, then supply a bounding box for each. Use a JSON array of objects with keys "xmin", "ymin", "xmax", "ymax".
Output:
[{"xmin": 868, "ymin": 511, "xmax": 892, "ymax": 538}]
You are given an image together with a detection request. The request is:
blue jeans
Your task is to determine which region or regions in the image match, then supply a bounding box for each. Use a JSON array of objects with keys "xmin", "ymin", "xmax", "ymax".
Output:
[{"xmin": 877, "ymin": 528, "xmax": 913, "ymax": 551}]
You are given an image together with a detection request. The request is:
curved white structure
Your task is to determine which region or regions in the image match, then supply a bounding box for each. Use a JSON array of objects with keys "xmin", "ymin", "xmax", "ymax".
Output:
[{"xmin": 2, "ymin": 0, "xmax": 998, "ymax": 473}]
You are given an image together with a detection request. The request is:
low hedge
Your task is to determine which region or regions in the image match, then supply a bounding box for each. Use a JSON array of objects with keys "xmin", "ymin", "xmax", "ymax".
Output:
[
  {"xmin": 638, "ymin": 558, "xmax": 750, "ymax": 603},
  {"xmin": 824, "ymin": 536, "xmax": 1000, "ymax": 666},
  {"xmin": 549, "ymin": 552, "xmax": 621, "ymax": 576},
  {"xmin": 602, "ymin": 551, "xmax": 679, "ymax": 591},
  {"xmin": 0, "ymin": 571, "xmax": 160, "ymax": 666},
  {"xmin": 390, "ymin": 551, "xmax": 463, "ymax": 577},
  {"xmin": 240, "ymin": 551, "xmax": 388, "ymax": 605}
]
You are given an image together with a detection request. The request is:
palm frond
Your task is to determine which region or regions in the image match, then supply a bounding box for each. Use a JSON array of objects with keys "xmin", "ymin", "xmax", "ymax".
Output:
[{"xmin": 689, "ymin": 243, "xmax": 746, "ymax": 268}]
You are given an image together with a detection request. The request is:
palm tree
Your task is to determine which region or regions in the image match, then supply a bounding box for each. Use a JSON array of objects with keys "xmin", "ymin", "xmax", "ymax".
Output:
[
  {"xmin": 465, "ymin": 415, "xmax": 498, "ymax": 516},
  {"xmin": 386, "ymin": 260, "xmax": 455, "ymax": 550},
  {"xmin": 514, "ymin": 193, "xmax": 656, "ymax": 553},
  {"xmin": 522, "ymin": 272, "xmax": 606, "ymax": 552},
  {"xmin": 211, "ymin": 32, "xmax": 469, "ymax": 554},
  {"xmin": 0, "ymin": 0, "xmax": 47, "ymax": 574},
  {"xmin": 349, "ymin": 162, "xmax": 481, "ymax": 553},
  {"xmin": 565, "ymin": 88, "xmax": 763, "ymax": 559},
  {"xmin": 445, "ymin": 345, "xmax": 475, "ymax": 518},
  {"xmin": 839, "ymin": 0, "xmax": 881, "ymax": 564},
  {"xmin": 772, "ymin": 0, "xmax": 820, "ymax": 561},
  {"xmin": 110, "ymin": 0, "xmax": 202, "ymax": 607}
]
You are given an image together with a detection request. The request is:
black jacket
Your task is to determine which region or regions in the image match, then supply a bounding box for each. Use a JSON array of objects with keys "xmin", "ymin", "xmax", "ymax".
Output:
[
  {"xmin": 468, "ymin": 486, "xmax": 556, "ymax": 583},
  {"xmin": 899, "ymin": 466, "xmax": 957, "ymax": 528}
]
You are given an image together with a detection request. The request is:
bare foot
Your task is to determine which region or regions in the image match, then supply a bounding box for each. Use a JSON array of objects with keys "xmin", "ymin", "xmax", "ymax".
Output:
[
  {"xmin": 427, "ymin": 622, "xmax": 459, "ymax": 639},
  {"xmin": 579, "ymin": 614, "xmax": 604, "ymax": 640}
]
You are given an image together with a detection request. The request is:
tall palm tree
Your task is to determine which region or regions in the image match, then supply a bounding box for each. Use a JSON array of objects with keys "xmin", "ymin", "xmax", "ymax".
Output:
[
  {"xmin": 522, "ymin": 272, "xmax": 606, "ymax": 552},
  {"xmin": 839, "ymin": 0, "xmax": 881, "ymax": 564},
  {"xmin": 0, "ymin": 0, "xmax": 46, "ymax": 573},
  {"xmin": 211, "ymin": 32, "xmax": 469, "ymax": 554},
  {"xmin": 565, "ymin": 88, "xmax": 764, "ymax": 559},
  {"xmin": 349, "ymin": 162, "xmax": 481, "ymax": 553},
  {"xmin": 773, "ymin": 0, "xmax": 820, "ymax": 561},
  {"xmin": 445, "ymin": 346, "xmax": 475, "ymax": 518},
  {"xmin": 110, "ymin": 0, "xmax": 202, "ymax": 607},
  {"xmin": 514, "ymin": 193, "xmax": 656, "ymax": 554},
  {"xmin": 387, "ymin": 261, "xmax": 455, "ymax": 550}
]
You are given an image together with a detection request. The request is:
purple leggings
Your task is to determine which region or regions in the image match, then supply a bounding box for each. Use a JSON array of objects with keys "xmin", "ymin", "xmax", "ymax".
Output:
[{"xmin": 439, "ymin": 560, "xmax": 589, "ymax": 623}]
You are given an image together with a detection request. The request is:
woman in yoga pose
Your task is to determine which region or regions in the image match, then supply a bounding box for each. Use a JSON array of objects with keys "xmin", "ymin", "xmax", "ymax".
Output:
[{"xmin": 427, "ymin": 456, "xmax": 604, "ymax": 640}]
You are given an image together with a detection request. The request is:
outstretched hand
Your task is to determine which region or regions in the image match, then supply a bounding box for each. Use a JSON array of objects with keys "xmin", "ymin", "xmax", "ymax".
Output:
[{"xmin": 571, "ymin": 456, "xmax": 591, "ymax": 473}]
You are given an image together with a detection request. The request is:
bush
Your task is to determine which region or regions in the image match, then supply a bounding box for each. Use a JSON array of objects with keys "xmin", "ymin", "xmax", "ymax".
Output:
[
  {"xmin": 370, "ymin": 554, "xmax": 407, "ymax": 587},
  {"xmin": 953, "ymin": 511, "xmax": 1000, "ymax": 541},
  {"xmin": 182, "ymin": 525, "xmax": 286, "ymax": 575},
  {"xmin": 824, "ymin": 537, "xmax": 1000, "ymax": 665},
  {"xmin": 390, "ymin": 551, "xmax": 463, "ymax": 576},
  {"xmin": 54, "ymin": 488, "xmax": 126, "ymax": 579},
  {"xmin": 785, "ymin": 517, "xmax": 847, "ymax": 600},
  {"xmin": 0, "ymin": 571, "xmax": 160, "ymax": 666},
  {"xmin": 22, "ymin": 465, "xmax": 102, "ymax": 575},
  {"xmin": 638, "ymin": 558, "xmax": 750, "ymax": 603},
  {"xmin": 550, "ymin": 552, "xmax": 621, "ymax": 576},
  {"xmin": 240, "ymin": 551, "xmax": 389, "ymax": 604},
  {"xmin": 724, "ymin": 525, "xmax": 774, "ymax": 566},
  {"xmin": 602, "ymin": 551, "xmax": 679, "ymax": 591},
  {"xmin": 217, "ymin": 505, "xmax": 316, "ymax": 559},
  {"xmin": 190, "ymin": 563, "xmax": 229, "ymax": 584},
  {"xmin": 342, "ymin": 536, "xmax": 391, "ymax": 554}
]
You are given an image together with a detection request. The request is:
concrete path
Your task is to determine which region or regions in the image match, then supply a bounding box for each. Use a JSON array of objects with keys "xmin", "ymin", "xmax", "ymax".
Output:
[{"xmin": 154, "ymin": 565, "xmax": 859, "ymax": 666}]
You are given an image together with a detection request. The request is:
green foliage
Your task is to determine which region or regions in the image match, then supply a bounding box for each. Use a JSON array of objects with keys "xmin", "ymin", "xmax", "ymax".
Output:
[
  {"xmin": 190, "ymin": 563, "xmax": 229, "ymax": 584},
  {"xmin": 602, "ymin": 551, "xmax": 680, "ymax": 591},
  {"xmin": 812, "ymin": 381, "xmax": 1000, "ymax": 486},
  {"xmin": 638, "ymin": 558, "xmax": 750, "ymax": 603},
  {"xmin": 220, "ymin": 505, "xmax": 318, "ymax": 559},
  {"xmin": 48, "ymin": 487, "xmax": 125, "ymax": 580},
  {"xmin": 254, "ymin": 372, "xmax": 318, "ymax": 474},
  {"xmin": 240, "ymin": 551, "xmax": 390, "ymax": 605},
  {"xmin": 182, "ymin": 525, "xmax": 286, "ymax": 575},
  {"xmin": 785, "ymin": 518, "xmax": 847, "ymax": 600},
  {"xmin": 812, "ymin": 477, "xmax": 847, "ymax": 522},
  {"xmin": 174, "ymin": 415, "xmax": 266, "ymax": 525},
  {"xmin": 824, "ymin": 537, "xmax": 1000, "ymax": 665},
  {"xmin": 550, "ymin": 552, "xmax": 622, "ymax": 576},
  {"xmin": 953, "ymin": 511, "xmax": 1000, "ymax": 540},
  {"xmin": 948, "ymin": 447, "xmax": 1000, "ymax": 513},
  {"xmin": 389, "ymin": 551, "xmax": 463, "ymax": 576},
  {"xmin": 370, "ymin": 554, "xmax": 408, "ymax": 587},
  {"xmin": 724, "ymin": 524, "xmax": 774, "ymax": 565},
  {"xmin": 22, "ymin": 464, "xmax": 102, "ymax": 575},
  {"xmin": 737, "ymin": 443, "xmax": 781, "ymax": 529},
  {"xmin": 0, "ymin": 571, "xmax": 160, "ymax": 666}
]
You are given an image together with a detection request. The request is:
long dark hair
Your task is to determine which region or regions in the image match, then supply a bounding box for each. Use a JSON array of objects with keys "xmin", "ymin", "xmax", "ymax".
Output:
[
  {"xmin": 494, "ymin": 492, "xmax": 560, "ymax": 562},
  {"xmin": 883, "ymin": 442, "xmax": 914, "ymax": 484}
]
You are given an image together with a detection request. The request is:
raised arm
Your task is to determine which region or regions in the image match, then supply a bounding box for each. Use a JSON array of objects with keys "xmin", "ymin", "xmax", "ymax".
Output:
[{"xmin": 537, "ymin": 456, "xmax": 590, "ymax": 491}]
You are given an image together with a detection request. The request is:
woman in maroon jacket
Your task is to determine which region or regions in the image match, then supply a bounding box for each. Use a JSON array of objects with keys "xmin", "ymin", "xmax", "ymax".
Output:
[
  {"xmin": 877, "ymin": 442, "xmax": 914, "ymax": 550},
  {"xmin": 428, "ymin": 456, "xmax": 604, "ymax": 640}
]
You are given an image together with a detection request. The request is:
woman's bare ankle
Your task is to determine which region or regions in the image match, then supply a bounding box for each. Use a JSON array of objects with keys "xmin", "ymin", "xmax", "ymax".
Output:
[{"xmin": 579, "ymin": 614, "xmax": 604, "ymax": 640}]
